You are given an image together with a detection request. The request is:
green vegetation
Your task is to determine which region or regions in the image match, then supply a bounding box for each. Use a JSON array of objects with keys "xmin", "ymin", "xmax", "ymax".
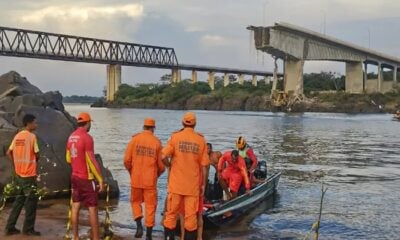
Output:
[
  {"xmin": 63, "ymin": 95, "xmax": 101, "ymax": 103},
  {"xmin": 111, "ymin": 72, "xmax": 400, "ymax": 112}
]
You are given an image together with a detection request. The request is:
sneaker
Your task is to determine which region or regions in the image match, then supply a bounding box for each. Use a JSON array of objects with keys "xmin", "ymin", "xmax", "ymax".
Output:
[
  {"xmin": 23, "ymin": 230, "xmax": 41, "ymax": 236},
  {"xmin": 5, "ymin": 228, "xmax": 21, "ymax": 235}
]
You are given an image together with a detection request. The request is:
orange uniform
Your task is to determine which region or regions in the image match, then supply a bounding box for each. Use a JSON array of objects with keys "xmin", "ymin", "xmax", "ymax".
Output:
[
  {"xmin": 163, "ymin": 127, "xmax": 209, "ymax": 232},
  {"xmin": 218, "ymin": 151, "xmax": 250, "ymax": 192},
  {"xmin": 124, "ymin": 130, "xmax": 164, "ymax": 227},
  {"xmin": 8, "ymin": 130, "xmax": 39, "ymax": 177}
]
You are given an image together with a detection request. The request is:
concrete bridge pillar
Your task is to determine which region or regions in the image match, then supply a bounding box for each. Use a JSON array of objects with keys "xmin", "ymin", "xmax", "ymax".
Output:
[
  {"xmin": 192, "ymin": 70, "xmax": 198, "ymax": 83},
  {"xmin": 252, "ymin": 75, "xmax": 257, "ymax": 86},
  {"xmin": 394, "ymin": 66, "xmax": 397, "ymax": 83},
  {"xmin": 345, "ymin": 61, "xmax": 364, "ymax": 93},
  {"xmin": 264, "ymin": 76, "xmax": 270, "ymax": 84},
  {"xmin": 284, "ymin": 59, "xmax": 304, "ymax": 95},
  {"xmin": 224, "ymin": 73, "xmax": 229, "ymax": 87},
  {"xmin": 238, "ymin": 74, "xmax": 244, "ymax": 85},
  {"xmin": 171, "ymin": 69, "xmax": 181, "ymax": 83},
  {"xmin": 106, "ymin": 64, "xmax": 121, "ymax": 102},
  {"xmin": 208, "ymin": 71, "xmax": 215, "ymax": 90},
  {"xmin": 378, "ymin": 63, "xmax": 382, "ymax": 92}
]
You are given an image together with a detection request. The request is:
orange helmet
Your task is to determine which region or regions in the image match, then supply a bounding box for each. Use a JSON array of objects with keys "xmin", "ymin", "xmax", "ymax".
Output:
[{"xmin": 236, "ymin": 136, "xmax": 246, "ymax": 149}]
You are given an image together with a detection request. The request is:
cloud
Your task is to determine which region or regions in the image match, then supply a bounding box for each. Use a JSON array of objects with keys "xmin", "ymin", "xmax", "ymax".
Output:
[
  {"xmin": 20, "ymin": 4, "xmax": 144, "ymax": 23},
  {"xmin": 200, "ymin": 35, "xmax": 234, "ymax": 46}
]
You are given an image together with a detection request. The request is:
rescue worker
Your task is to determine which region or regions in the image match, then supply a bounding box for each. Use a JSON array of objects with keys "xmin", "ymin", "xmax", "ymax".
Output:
[
  {"xmin": 124, "ymin": 118, "xmax": 165, "ymax": 240},
  {"xmin": 162, "ymin": 112, "xmax": 209, "ymax": 240},
  {"xmin": 217, "ymin": 150, "xmax": 251, "ymax": 200},
  {"xmin": 236, "ymin": 136, "xmax": 258, "ymax": 173},
  {"xmin": 5, "ymin": 114, "xmax": 40, "ymax": 236},
  {"xmin": 66, "ymin": 112, "xmax": 104, "ymax": 240},
  {"xmin": 207, "ymin": 143, "xmax": 222, "ymax": 170},
  {"xmin": 205, "ymin": 143, "xmax": 223, "ymax": 201}
]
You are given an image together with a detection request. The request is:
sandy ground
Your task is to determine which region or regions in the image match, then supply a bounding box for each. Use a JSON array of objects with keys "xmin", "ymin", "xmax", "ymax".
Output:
[{"xmin": 0, "ymin": 199, "xmax": 166, "ymax": 240}]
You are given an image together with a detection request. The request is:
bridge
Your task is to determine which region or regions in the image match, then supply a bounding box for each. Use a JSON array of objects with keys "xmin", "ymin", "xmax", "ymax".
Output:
[
  {"xmin": 248, "ymin": 22, "xmax": 400, "ymax": 95},
  {"xmin": 0, "ymin": 26, "xmax": 275, "ymax": 101}
]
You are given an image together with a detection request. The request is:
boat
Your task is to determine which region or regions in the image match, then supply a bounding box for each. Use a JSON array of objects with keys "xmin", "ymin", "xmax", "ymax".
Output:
[{"xmin": 203, "ymin": 171, "xmax": 281, "ymax": 227}]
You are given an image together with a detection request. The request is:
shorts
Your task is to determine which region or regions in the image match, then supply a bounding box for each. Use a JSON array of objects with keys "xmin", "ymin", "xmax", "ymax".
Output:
[{"xmin": 71, "ymin": 175, "xmax": 98, "ymax": 207}]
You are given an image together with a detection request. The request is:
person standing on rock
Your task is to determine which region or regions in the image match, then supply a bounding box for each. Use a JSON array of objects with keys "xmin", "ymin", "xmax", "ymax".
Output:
[
  {"xmin": 66, "ymin": 112, "xmax": 104, "ymax": 240},
  {"xmin": 162, "ymin": 112, "xmax": 210, "ymax": 240},
  {"xmin": 124, "ymin": 118, "xmax": 165, "ymax": 240},
  {"xmin": 5, "ymin": 114, "xmax": 41, "ymax": 236}
]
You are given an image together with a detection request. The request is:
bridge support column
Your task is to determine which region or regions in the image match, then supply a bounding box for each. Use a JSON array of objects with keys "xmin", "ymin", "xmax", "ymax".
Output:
[
  {"xmin": 238, "ymin": 74, "xmax": 244, "ymax": 85},
  {"xmin": 208, "ymin": 71, "xmax": 215, "ymax": 90},
  {"xmin": 378, "ymin": 63, "xmax": 382, "ymax": 92},
  {"xmin": 252, "ymin": 75, "xmax": 257, "ymax": 87},
  {"xmin": 345, "ymin": 61, "xmax": 364, "ymax": 93},
  {"xmin": 106, "ymin": 64, "xmax": 121, "ymax": 102},
  {"xmin": 192, "ymin": 70, "xmax": 198, "ymax": 83},
  {"xmin": 171, "ymin": 69, "xmax": 181, "ymax": 83},
  {"xmin": 224, "ymin": 73, "xmax": 229, "ymax": 87},
  {"xmin": 284, "ymin": 59, "xmax": 304, "ymax": 95},
  {"xmin": 394, "ymin": 66, "xmax": 397, "ymax": 83}
]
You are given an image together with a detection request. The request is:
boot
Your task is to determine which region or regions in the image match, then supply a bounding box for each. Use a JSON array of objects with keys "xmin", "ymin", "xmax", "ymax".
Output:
[
  {"xmin": 135, "ymin": 217, "xmax": 143, "ymax": 238},
  {"xmin": 145, "ymin": 227, "xmax": 153, "ymax": 240},
  {"xmin": 164, "ymin": 227, "xmax": 175, "ymax": 240},
  {"xmin": 184, "ymin": 230, "xmax": 197, "ymax": 240}
]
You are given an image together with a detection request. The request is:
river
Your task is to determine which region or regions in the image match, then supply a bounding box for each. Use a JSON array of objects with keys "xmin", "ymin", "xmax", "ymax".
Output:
[{"xmin": 65, "ymin": 104, "xmax": 400, "ymax": 240}]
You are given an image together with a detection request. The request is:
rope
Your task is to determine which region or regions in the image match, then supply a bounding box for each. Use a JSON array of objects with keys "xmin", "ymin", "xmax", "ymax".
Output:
[
  {"xmin": 64, "ymin": 194, "xmax": 73, "ymax": 240},
  {"xmin": 103, "ymin": 184, "xmax": 113, "ymax": 240}
]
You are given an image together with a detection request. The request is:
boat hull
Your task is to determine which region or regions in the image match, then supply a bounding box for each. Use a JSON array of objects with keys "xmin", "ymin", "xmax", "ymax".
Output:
[{"xmin": 203, "ymin": 171, "xmax": 281, "ymax": 227}]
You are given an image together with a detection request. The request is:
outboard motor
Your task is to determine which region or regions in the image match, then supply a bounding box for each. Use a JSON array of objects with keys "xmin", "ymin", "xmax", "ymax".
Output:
[{"xmin": 254, "ymin": 161, "xmax": 267, "ymax": 180}]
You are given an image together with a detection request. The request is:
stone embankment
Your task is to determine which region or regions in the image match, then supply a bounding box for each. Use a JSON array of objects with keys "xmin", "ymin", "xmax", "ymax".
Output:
[{"xmin": 0, "ymin": 71, "xmax": 119, "ymax": 198}]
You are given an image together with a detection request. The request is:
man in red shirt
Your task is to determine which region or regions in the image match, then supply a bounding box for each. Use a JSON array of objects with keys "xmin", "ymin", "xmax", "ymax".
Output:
[
  {"xmin": 218, "ymin": 150, "xmax": 251, "ymax": 200},
  {"xmin": 5, "ymin": 114, "xmax": 40, "ymax": 236},
  {"xmin": 66, "ymin": 112, "xmax": 104, "ymax": 240}
]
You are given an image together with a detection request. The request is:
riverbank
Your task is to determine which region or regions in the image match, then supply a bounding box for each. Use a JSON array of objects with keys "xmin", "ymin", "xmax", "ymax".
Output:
[
  {"xmin": 92, "ymin": 89, "xmax": 400, "ymax": 114},
  {"xmin": 0, "ymin": 199, "xmax": 164, "ymax": 239}
]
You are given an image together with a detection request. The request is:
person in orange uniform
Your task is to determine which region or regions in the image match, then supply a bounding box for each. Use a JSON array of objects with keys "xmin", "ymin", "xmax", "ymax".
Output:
[
  {"xmin": 66, "ymin": 112, "xmax": 104, "ymax": 240},
  {"xmin": 236, "ymin": 136, "xmax": 258, "ymax": 173},
  {"xmin": 217, "ymin": 150, "xmax": 251, "ymax": 199},
  {"xmin": 5, "ymin": 114, "xmax": 41, "ymax": 236},
  {"xmin": 124, "ymin": 118, "xmax": 165, "ymax": 240},
  {"xmin": 162, "ymin": 112, "xmax": 209, "ymax": 240}
]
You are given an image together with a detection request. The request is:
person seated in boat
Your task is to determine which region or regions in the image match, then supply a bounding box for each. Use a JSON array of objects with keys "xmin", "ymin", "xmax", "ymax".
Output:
[
  {"xmin": 205, "ymin": 143, "xmax": 223, "ymax": 201},
  {"xmin": 236, "ymin": 136, "xmax": 258, "ymax": 174},
  {"xmin": 245, "ymin": 159, "xmax": 266, "ymax": 188},
  {"xmin": 395, "ymin": 110, "xmax": 400, "ymax": 119},
  {"xmin": 217, "ymin": 150, "xmax": 251, "ymax": 200}
]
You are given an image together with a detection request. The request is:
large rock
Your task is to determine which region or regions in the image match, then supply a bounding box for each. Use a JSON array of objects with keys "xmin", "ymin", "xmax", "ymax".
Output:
[
  {"xmin": 0, "ymin": 71, "xmax": 119, "ymax": 199},
  {"xmin": 0, "ymin": 71, "xmax": 42, "ymax": 96}
]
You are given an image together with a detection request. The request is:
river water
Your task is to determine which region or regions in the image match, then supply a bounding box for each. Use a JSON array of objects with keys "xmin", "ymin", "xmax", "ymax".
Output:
[{"xmin": 65, "ymin": 104, "xmax": 400, "ymax": 240}]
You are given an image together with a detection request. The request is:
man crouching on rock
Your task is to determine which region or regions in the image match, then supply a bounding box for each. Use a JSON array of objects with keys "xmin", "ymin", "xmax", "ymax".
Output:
[
  {"xmin": 5, "ymin": 114, "xmax": 41, "ymax": 236},
  {"xmin": 66, "ymin": 112, "xmax": 104, "ymax": 240}
]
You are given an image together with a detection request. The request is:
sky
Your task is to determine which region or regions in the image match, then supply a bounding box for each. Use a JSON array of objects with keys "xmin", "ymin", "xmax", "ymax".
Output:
[{"xmin": 1, "ymin": 0, "xmax": 400, "ymax": 96}]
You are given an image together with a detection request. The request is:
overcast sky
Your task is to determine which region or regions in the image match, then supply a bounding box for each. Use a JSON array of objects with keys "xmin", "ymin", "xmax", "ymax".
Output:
[{"xmin": 1, "ymin": 0, "xmax": 400, "ymax": 96}]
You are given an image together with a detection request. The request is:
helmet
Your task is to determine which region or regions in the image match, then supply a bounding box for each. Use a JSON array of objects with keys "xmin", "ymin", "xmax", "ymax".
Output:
[{"xmin": 236, "ymin": 136, "xmax": 246, "ymax": 149}]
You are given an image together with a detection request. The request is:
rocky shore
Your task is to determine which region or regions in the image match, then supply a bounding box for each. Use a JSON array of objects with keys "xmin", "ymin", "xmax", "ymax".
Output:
[
  {"xmin": 0, "ymin": 71, "xmax": 119, "ymax": 199},
  {"xmin": 93, "ymin": 93, "xmax": 397, "ymax": 114}
]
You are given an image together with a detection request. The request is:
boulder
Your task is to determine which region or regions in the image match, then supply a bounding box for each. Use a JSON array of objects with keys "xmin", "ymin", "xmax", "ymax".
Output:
[
  {"xmin": 0, "ymin": 71, "xmax": 119, "ymax": 199},
  {"xmin": 0, "ymin": 71, "xmax": 42, "ymax": 96}
]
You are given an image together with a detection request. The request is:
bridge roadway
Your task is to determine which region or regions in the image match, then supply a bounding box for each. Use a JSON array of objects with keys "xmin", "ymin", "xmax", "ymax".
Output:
[
  {"xmin": 248, "ymin": 22, "xmax": 400, "ymax": 95},
  {"xmin": 0, "ymin": 26, "xmax": 275, "ymax": 101}
]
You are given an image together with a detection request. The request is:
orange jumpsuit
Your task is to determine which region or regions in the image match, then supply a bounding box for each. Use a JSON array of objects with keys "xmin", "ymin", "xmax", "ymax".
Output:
[
  {"xmin": 162, "ymin": 128, "xmax": 209, "ymax": 231},
  {"xmin": 218, "ymin": 151, "xmax": 250, "ymax": 193},
  {"xmin": 124, "ymin": 130, "xmax": 165, "ymax": 227}
]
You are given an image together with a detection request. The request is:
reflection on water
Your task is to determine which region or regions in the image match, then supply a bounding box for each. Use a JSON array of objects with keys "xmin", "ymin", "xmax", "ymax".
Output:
[{"xmin": 65, "ymin": 105, "xmax": 400, "ymax": 239}]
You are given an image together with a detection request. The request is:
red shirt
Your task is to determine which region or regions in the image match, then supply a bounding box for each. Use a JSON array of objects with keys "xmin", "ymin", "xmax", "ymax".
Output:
[{"xmin": 66, "ymin": 127, "xmax": 103, "ymax": 182}]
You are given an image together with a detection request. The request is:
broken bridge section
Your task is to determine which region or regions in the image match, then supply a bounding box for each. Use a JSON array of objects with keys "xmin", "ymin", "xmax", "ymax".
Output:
[{"xmin": 248, "ymin": 22, "xmax": 400, "ymax": 95}]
